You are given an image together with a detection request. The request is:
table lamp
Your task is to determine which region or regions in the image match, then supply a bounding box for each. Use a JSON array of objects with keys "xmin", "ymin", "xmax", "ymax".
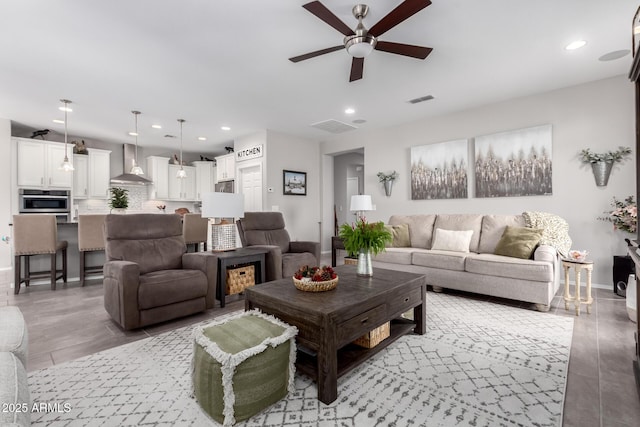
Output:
[
  {"xmin": 201, "ymin": 192, "xmax": 244, "ymax": 251},
  {"xmin": 350, "ymin": 194, "xmax": 373, "ymax": 220}
]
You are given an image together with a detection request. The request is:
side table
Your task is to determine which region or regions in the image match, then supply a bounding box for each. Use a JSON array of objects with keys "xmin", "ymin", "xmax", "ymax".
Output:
[
  {"xmin": 211, "ymin": 248, "xmax": 269, "ymax": 308},
  {"xmin": 331, "ymin": 236, "xmax": 345, "ymax": 267},
  {"xmin": 562, "ymin": 259, "xmax": 594, "ymax": 316}
]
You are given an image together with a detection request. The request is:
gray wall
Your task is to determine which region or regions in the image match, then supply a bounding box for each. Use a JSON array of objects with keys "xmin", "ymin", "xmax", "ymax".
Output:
[
  {"xmin": 0, "ymin": 118, "xmax": 11, "ymax": 269},
  {"xmin": 321, "ymin": 75, "xmax": 636, "ymax": 286}
]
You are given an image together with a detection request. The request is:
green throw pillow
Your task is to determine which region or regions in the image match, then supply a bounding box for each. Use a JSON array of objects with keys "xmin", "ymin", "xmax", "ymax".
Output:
[
  {"xmin": 384, "ymin": 224, "xmax": 411, "ymax": 247},
  {"xmin": 494, "ymin": 226, "xmax": 543, "ymax": 259}
]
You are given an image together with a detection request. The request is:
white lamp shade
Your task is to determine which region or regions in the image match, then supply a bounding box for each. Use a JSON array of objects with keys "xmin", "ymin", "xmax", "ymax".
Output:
[
  {"xmin": 350, "ymin": 195, "xmax": 373, "ymax": 212},
  {"xmin": 201, "ymin": 192, "xmax": 244, "ymax": 219}
]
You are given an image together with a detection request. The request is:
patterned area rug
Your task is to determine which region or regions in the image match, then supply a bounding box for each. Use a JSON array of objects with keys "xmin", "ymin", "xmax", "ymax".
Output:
[{"xmin": 28, "ymin": 293, "xmax": 573, "ymax": 426}]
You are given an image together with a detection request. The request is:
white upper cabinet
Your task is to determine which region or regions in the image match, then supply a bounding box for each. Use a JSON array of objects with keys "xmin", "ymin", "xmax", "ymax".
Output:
[
  {"xmin": 87, "ymin": 148, "xmax": 111, "ymax": 198},
  {"xmin": 193, "ymin": 161, "xmax": 214, "ymax": 200},
  {"xmin": 215, "ymin": 153, "xmax": 235, "ymax": 182},
  {"xmin": 73, "ymin": 155, "xmax": 89, "ymax": 198},
  {"xmin": 168, "ymin": 164, "xmax": 196, "ymax": 200},
  {"xmin": 146, "ymin": 156, "xmax": 169, "ymax": 200},
  {"xmin": 16, "ymin": 138, "xmax": 73, "ymax": 189}
]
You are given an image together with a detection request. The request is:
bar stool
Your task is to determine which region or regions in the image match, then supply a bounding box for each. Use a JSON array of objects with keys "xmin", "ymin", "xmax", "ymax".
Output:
[
  {"xmin": 13, "ymin": 215, "xmax": 67, "ymax": 294},
  {"xmin": 78, "ymin": 214, "xmax": 107, "ymax": 287},
  {"xmin": 183, "ymin": 213, "xmax": 209, "ymax": 252}
]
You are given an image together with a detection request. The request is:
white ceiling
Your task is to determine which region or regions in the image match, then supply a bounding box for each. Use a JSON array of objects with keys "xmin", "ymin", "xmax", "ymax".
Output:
[{"xmin": 0, "ymin": 0, "xmax": 637, "ymax": 155}]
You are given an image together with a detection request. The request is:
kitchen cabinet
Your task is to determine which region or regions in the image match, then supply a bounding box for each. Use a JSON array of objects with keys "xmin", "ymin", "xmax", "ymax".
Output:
[
  {"xmin": 16, "ymin": 138, "xmax": 73, "ymax": 189},
  {"xmin": 146, "ymin": 156, "xmax": 169, "ymax": 200},
  {"xmin": 72, "ymin": 148, "xmax": 111, "ymax": 199},
  {"xmin": 193, "ymin": 161, "xmax": 215, "ymax": 200},
  {"xmin": 73, "ymin": 155, "xmax": 89, "ymax": 198},
  {"xmin": 215, "ymin": 153, "xmax": 235, "ymax": 182},
  {"xmin": 168, "ymin": 164, "xmax": 196, "ymax": 200}
]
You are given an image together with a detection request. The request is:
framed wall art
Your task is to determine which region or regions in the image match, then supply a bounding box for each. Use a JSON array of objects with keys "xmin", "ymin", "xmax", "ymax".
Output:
[
  {"xmin": 410, "ymin": 139, "xmax": 468, "ymax": 200},
  {"xmin": 474, "ymin": 124, "xmax": 552, "ymax": 198},
  {"xmin": 283, "ymin": 170, "xmax": 307, "ymax": 196}
]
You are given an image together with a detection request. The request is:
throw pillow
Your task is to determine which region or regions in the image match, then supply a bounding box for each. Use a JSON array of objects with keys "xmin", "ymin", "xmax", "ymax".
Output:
[
  {"xmin": 430, "ymin": 228, "xmax": 474, "ymax": 253},
  {"xmin": 384, "ymin": 224, "xmax": 411, "ymax": 247},
  {"xmin": 494, "ymin": 226, "xmax": 544, "ymax": 259}
]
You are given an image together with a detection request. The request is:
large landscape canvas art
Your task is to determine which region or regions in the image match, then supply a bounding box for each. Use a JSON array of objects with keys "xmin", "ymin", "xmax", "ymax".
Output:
[
  {"xmin": 474, "ymin": 125, "xmax": 552, "ymax": 198},
  {"xmin": 411, "ymin": 139, "xmax": 468, "ymax": 200}
]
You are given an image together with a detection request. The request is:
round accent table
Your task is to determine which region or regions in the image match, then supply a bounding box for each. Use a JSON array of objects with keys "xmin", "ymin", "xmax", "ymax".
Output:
[{"xmin": 562, "ymin": 259, "xmax": 594, "ymax": 316}]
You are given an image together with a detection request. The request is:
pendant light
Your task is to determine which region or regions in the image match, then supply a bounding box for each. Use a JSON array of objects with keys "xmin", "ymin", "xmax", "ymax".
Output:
[
  {"xmin": 59, "ymin": 99, "xmax": 74, "ymax": 172},
  {"xmin": 176, "ymin": 119, "xmax": 187, "ymax": 179},
  {"xmin": 130, "ymin": 110, "xmax": 144, "ymax": 175}
]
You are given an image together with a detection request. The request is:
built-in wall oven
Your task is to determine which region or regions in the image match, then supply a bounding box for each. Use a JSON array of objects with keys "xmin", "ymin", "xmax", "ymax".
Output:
[{"xmin": 18, "ymin": 189, "xmax": 71, "ymax": 223}]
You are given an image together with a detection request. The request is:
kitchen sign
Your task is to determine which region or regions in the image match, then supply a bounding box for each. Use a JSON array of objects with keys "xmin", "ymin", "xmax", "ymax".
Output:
[{"xmin": 236, "ymin": 144, "xmax": 263, "ymax": 162}]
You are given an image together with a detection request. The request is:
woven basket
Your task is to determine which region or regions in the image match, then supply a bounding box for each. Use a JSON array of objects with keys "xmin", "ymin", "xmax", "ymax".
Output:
[
  {"xmin": 344, "ymin": 257, "xmax": 358, "ymax": 266},
  {"xmin": 353, "ymin": 322, "xmax": 390, "ymax": 348},
  {"xmin": 293, "ymin": 276, "xmax": 338, "ymax": 292},
  {"xmin": 227, "ymin": 265, "xmax": 255, "ymax": 295}
]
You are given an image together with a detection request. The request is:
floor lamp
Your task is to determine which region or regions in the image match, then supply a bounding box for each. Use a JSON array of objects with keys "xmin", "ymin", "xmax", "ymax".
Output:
[{"xmin": 201, "ymin": 192, "xmax": 244, "ymax": 251}]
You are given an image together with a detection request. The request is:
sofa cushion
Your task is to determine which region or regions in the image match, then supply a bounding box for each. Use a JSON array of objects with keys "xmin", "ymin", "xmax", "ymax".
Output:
[
  {"xmin": 0, "ymin": 352, "xmax": 30, "ymax": 426},
  {"xmin": 372, "ymin": 248, "xmax": 415, "ymax": 265},
  {"xmin": 138, "ymin": 269, "xmax": 208, "ymax": 310},
  {"xmin": 384, "ymin": 224, "xmax": 411, "ymax": 247},
  {"xmin": 494, "ymin": 226, "xmax": 543, "ymax": 259},
  {"xmin": 282, "ymin": 252, "xmax": 318, "ymax": 278},
  {"xmin": 0, "ymin": 306, "xmax": 28, "ymax": 368},
  {"xmin": 412, "ymin": 250, "xmax": 467, "ymax": 272},
  {"xmin": 478, "ymin": 215, "xmax": 526, "ymax": 254},
  {"xmin": 389, "ymin": 215, "xmax": 437, "ymax": 249},
  {"xmin": 433, "ymin": 214, "xmax": 483, "ymax": 252},
  {"xmin": 465, "ymin": 253, "xmax": 553, "ymax": 282},
  {"xmin": 431, "ymin": 229, "xmax": 474, "ymax": 253}
]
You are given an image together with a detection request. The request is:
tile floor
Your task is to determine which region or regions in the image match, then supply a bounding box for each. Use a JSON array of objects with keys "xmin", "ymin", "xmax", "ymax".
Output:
[{"xmin": 1, "ymin": 262, "xmax": 639, "ymax": 426}]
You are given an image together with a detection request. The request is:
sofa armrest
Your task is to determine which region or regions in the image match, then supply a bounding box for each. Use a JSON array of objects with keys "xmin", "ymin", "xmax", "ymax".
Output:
[
  {"xmin": 290, "ymin": 241, "xmax": 321, "ymax": 265},
  {"xmin": 243, "ymin": 244, "xmax": 282, "ymax": 281},
  {"xmin": 534, "ymin": 244, "xmax": 561, "ymax": 288},
  {"xmin": 103, "ymin": 261, "xmax": 140, "ymax": 330},
  {"xmin": 183, "ymin": 252, "xmax": 219, "ymax": 309}
]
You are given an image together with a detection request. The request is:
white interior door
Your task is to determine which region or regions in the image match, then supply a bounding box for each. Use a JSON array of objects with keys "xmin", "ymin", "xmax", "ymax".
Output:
[
  {"xmin": 240, "ymin": 164, "xmax": 262, "ymax": 212},
  {"xmin": 346, "ymin": 177, "xmax": 359, "ymax": 221}
]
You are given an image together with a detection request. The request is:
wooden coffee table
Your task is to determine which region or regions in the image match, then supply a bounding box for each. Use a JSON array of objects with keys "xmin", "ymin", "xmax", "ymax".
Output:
[{"xmin": 244, "ymin": 266, "xmax": 427, "ymax": 404}]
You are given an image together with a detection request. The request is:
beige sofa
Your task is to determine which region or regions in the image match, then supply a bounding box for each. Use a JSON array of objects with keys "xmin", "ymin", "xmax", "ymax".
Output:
[{"xmin": 372, "ymin": 214, "xmax": 561, "ymax": 311}]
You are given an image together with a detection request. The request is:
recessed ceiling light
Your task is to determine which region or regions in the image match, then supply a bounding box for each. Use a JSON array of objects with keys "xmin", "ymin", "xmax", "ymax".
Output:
[
  {"xmin": 565, "ymin": 40, "xmax": 587, "ymax": 50},
  {"xmin": 598, "ymin": 49, "xmax": 630, "ymax": 62},
  {"xmin": 151, "ymin": 124, "xmax": 162, "ymax": 129},
  {"xmin": 221, "ymin": 126, "xmax": 231, "ymax": 131},
  {"xmin": 58, "ymin": 106, "xmax": 73, "ymax": 112},
  {"xmin": 52, "ymin": 119, "xmax": 64, "ymax": 124},
  {"xmin": 345, "ymin": 108, "xmax": 355, "ymax": 114},
  {"xmin": 128, "ymin": 132, "xmax": 138, "ymax": 136},
  {"xmin": 198, "ymin": 137, "xmax": 207, "ymax": 141}
]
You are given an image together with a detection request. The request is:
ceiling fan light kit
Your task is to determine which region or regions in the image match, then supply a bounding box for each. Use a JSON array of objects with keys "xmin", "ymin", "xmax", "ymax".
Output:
[{"xmin": 290, "ymin": 0, "xmax": 433, "ymax": 82}]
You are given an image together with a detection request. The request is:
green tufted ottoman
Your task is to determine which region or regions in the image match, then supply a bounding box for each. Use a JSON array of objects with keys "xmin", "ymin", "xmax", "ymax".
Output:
[{"xmin": 191, "ymin": 310, "xmax": 297, "ymax": 426}]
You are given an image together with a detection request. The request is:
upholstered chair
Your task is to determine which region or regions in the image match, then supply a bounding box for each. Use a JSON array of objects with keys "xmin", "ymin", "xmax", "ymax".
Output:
[
  {"xmin": 236, "ymin": 212, "xmax": 320, "ymax": 281},
  {"xmin": 78, "ymin": 214, "xmax": 107, "ymax": 286},
  {"xmin": 12, "ymin": 214, "xmax": 67, "ymax": 294},
  {"xmin": 103, "ymin": 214, "xmax": 218, "ymax": 330},
  {"xmin": 182, "ymin": 213, "xmax": 209, "ymax": 252}
]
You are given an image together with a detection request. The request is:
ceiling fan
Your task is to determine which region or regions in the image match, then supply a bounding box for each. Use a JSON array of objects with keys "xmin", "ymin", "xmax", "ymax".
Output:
[{"xmin": 289, "ymin": 0, "xmax": 433, "ymax": 82}]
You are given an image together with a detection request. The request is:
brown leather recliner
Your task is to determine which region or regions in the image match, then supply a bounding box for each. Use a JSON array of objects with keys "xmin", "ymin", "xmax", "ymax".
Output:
[
  {"xmin": 103, "ymin": 214, "xmax": 218, "ymax": 330},
  {"xmin": 236, "ymin": 212, "xmax": 320, "ymax": 281}
]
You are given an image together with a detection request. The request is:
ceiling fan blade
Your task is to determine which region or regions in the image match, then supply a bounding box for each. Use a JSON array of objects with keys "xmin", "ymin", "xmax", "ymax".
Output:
[
  {"xmin": 289, "ymin": 45, "xmax": 344, "ymax": 63},
  {"xmin": 368, "ymin": 0, "xmax": 431, "ymax": 37},
  {"xmin": 374, "ymin": 41, "xmax": 433, "ymax": 59},
  {"xmin": 349, "ymin": 57, "xmax": 364, "ymax": 82},
  {"xmin": 303, "ymin": 1, "xmax": 355, "ymax": 36}
]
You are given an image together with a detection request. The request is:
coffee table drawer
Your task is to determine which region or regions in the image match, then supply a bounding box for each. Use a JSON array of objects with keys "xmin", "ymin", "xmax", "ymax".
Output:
[
  {"xmin": 390, "ymin": 287, "xmax": 422, "ymax": 311},
  {"xmin": 337, "ymin": 304, "xmax": 388, "ymax": 345}
]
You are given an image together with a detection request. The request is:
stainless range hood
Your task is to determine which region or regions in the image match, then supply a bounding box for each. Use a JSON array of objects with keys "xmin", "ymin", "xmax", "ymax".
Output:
[{"xmin": 110, "ymin": 144, "xmax": 153, "ymax": 185}]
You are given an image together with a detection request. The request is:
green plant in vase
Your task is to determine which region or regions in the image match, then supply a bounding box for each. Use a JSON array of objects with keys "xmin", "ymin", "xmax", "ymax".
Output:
[
  {"xmin": 108, "ymin": 187, "xmax": 129, "ymax": 212},
  {"xmin": 339, "ymin": 217, "xmax": 392, "ymax": 277}
]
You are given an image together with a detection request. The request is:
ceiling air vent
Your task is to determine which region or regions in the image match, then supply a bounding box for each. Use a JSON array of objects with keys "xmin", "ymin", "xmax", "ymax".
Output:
[
  {"xmin": 408, "ymin": 95, "xmax": 434, "ymax": 104},
  {"xmin": 310, "ymin": 119, "xmax": 358, "ymax": 134}
]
